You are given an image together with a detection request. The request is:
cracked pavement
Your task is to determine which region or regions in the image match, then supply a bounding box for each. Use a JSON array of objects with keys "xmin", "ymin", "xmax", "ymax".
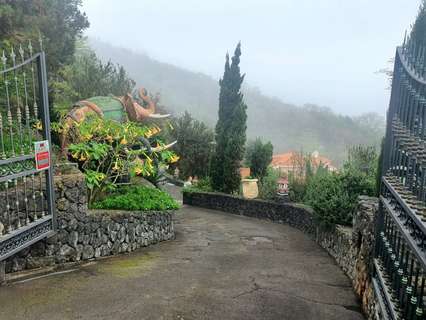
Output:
[{"xmin": 0, "ymin": 205, "xmax": 364, "ymax": 320}]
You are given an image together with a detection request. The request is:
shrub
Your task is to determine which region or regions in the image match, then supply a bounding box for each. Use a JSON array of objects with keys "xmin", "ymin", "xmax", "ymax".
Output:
[
  {"xmin": 344, "ymin": 145, "xmax": 378, "ymax": 177},
  {"xmin": 304, "ymin": 172, "xmax": 353, "ymax": 226},
  {"xmin": 339, "ymin": 167, "xmax": 376, "ymax": 198},
  {"xmin": 288, "ymin": 176, "xmax": 307, "ymax": 203},
  {"xmin": 304, "ymin": 168, "xmax": 376, "ymax": 226},
  {"xmin": 259, "ymin": 167, "xmax": 279, "ymax": 200},
  {"xmin": 92, "ymin": 186, "xmax": 179, "ymax": 211},
  {"xmin": 54, "ymin": 116, "xmax": 179, "ymax": 203}
]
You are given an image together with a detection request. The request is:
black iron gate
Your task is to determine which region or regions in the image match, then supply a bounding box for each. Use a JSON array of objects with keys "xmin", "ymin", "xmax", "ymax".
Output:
[
  {"xmin": 0, "ymin": 42, "xmax": 56, "ymax": 261},
  {"xmin": 375, "ymin": 35, "xmax": 426, "ymax": 319}
]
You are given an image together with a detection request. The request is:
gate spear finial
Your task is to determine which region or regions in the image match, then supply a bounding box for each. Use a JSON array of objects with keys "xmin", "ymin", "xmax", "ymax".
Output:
[
  {"xmin": 1, "ymin": 51, "xmax": 6, "ymax": 70},
  {"xmin": 10, "ymin": 47, "xmax": 16, "ymax": 67},
  {"xmin": 403, "ymin": 30, "xmax": 407, "ymax": 48},
  {"xmin": 18, "ymin": 44, "xmax": 24, "ymax": 61},
  {"xmin": 38, "ymin": 31, "xmax": 43, "ymax": 51},
  {"xmin": 28, "ymin": 40, "xmax": 33, "ymax": 57}
]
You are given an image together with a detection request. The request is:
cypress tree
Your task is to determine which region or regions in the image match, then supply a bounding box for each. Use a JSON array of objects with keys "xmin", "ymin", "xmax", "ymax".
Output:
[{"xmin": 211, "ymin": 43, "xmax": 247, "ymax": 194}]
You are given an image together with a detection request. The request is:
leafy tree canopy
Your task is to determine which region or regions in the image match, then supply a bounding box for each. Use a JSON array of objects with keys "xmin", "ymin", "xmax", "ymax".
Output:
[
  {"xmin": 344, "ymin": 145, "xmax": 378, "ymax": 176},
  {"xmin": 52, "ymin": 40, "xmax": 136, "ymax": 111},
  {"xmin": 245, "ymin": 138, "xmax": 273, "ymax": 180},
  {"xmin": 171, "ymin": 111, "xmax": 214, "ymax": 179},
  {"xmin": 0, "ymin": 0, "xmax": 89, "ymax": 75}
]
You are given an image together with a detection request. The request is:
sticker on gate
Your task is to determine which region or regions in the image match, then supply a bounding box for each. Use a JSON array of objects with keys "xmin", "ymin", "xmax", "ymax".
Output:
[{"xmin": 34, "ymin": 140, "xmax": 50, "ymax": 171}]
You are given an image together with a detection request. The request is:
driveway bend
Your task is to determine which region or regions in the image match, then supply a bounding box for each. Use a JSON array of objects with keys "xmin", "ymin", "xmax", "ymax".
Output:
[{"xmin": 0, "ymin": 206, "xmax": 364, "ymax": 320}]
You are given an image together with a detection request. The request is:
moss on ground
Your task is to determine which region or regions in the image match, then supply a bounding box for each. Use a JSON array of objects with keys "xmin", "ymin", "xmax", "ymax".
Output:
[{"xmin": 97, "ymin": 252, "xmax": 158, "ymax": 278}]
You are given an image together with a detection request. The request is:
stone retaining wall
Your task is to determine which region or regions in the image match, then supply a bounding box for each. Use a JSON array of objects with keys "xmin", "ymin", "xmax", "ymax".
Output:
[
  {"xmin": 183, "ymin": 191, "xmax": 378, "ymax": 319},
  {"xmin": 316, "ymin": 197, "xmax": 377, "ymax": 319},
  {"xmin": 5, "ymin": 171, "xmax": 174, "ymax": 274},
  {"xmin": 183, "ymin": 191, "xmax": 316, "ymax": 234}
]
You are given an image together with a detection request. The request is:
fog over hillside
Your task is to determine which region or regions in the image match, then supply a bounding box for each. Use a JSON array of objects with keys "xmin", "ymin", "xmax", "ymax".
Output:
[{"xmin": 89, "ymin": 39, "xmax": 384, "ymax": 165}]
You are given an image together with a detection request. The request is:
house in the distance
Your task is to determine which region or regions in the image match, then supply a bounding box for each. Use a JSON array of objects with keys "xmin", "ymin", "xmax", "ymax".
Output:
[{"xmin": 271, "ymin": 151, "xmax": 337, "ymax": 177}]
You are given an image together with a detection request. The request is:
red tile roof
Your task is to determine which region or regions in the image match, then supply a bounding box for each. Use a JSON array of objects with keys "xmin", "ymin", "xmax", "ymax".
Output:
[
  {"xmin": 271, "ymin": 153, "xmax": 293, "ymax": 167},
  {"xmin": 271, "ymin": 151, "xmax": 336, "ymax": 170}
]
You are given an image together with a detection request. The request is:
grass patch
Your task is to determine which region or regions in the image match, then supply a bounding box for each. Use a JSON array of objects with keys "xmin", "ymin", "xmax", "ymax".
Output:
[{"xmin": 92, "ymin": 186, "xmax": 180, "ymax": 211}]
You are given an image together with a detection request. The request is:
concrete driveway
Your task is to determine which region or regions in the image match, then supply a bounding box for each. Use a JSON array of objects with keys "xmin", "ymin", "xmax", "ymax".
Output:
[{"xmin": 0, "ymin": 206, "xmax": 363, "ymax": 320}]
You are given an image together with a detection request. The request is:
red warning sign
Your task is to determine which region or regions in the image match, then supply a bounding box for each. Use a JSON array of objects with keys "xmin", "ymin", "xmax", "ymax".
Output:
[{"xmin": 34, "ymin": 140, "xmax": 50, "ymax": 171}]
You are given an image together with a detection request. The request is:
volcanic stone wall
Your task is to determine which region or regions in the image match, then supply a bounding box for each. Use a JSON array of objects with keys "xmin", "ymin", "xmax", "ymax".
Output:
[
  {"xmin": 5, "ymin": 172, "xmax": 174, "ymax": 273},
  {"xmin": 183, "ymin": 191, "xmax": 316, "ymax": 234}
]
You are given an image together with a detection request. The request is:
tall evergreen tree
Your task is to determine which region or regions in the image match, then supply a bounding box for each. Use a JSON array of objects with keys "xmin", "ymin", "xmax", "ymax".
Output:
[{"xmin": 211, "ymin": 43, "xmax": 247, "ymax": 193}]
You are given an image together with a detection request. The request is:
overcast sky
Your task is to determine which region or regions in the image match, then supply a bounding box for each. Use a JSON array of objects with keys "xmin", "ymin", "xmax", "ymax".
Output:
[{"xmin": 82, "ymin": 0, "xmax": 420, "ymax": 116}]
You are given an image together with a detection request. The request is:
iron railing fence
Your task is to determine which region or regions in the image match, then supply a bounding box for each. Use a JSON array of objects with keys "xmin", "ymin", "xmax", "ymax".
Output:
[
  {"xmin": 376, "ymin": 34, "xmax": 426, "ymax": 320},
  {"xmin": 0, "ymin": 40, "xmax": 55, "ymax": 261}
]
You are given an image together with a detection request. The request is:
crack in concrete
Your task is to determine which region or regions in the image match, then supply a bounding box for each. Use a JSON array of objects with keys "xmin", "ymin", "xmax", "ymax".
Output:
[
  {"xmin": 264, "ymin": 287, "xmax": 360, "ymax": 311},
  {"xmin": 232, "ymin": 283, "xmax": 362, "ymax": 314},
  {"xmin": 232, "ymin": 282, "xmax": 261, "ymax": 299},
  {"xmin": 262, "ymin": 273, "xmax": 352, "ymax": 289}
]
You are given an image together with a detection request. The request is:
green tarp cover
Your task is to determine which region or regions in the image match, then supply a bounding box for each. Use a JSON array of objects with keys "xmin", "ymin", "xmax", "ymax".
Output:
[{"xmin": 86, "ymin": 96, "xmax": 127, "ymax": 122}]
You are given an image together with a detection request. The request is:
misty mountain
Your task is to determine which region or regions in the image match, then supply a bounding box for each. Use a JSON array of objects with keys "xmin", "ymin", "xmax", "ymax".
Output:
[{"xmin": 89, "ymin": 39, "xmax": 384, "ymax": 165}]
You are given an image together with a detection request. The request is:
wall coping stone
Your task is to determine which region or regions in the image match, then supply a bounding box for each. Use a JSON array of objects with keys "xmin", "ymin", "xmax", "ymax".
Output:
[
  {"xmin": 184, "ymin": 190, "xmax": 313, "ymax": 210},
  {"xmin": 88, "ymin": 209, "xmax": 175, "ymax": 217}
]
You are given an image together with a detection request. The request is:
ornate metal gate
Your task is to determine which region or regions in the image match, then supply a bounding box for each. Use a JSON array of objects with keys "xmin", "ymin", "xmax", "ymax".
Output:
[
  {"xmin": 0, "ymin": 42, "xmax": 56, "ymax": 261},
  {"xmin": 375, "ymin": 35, "xmax": 426, "ymax": 319}
]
